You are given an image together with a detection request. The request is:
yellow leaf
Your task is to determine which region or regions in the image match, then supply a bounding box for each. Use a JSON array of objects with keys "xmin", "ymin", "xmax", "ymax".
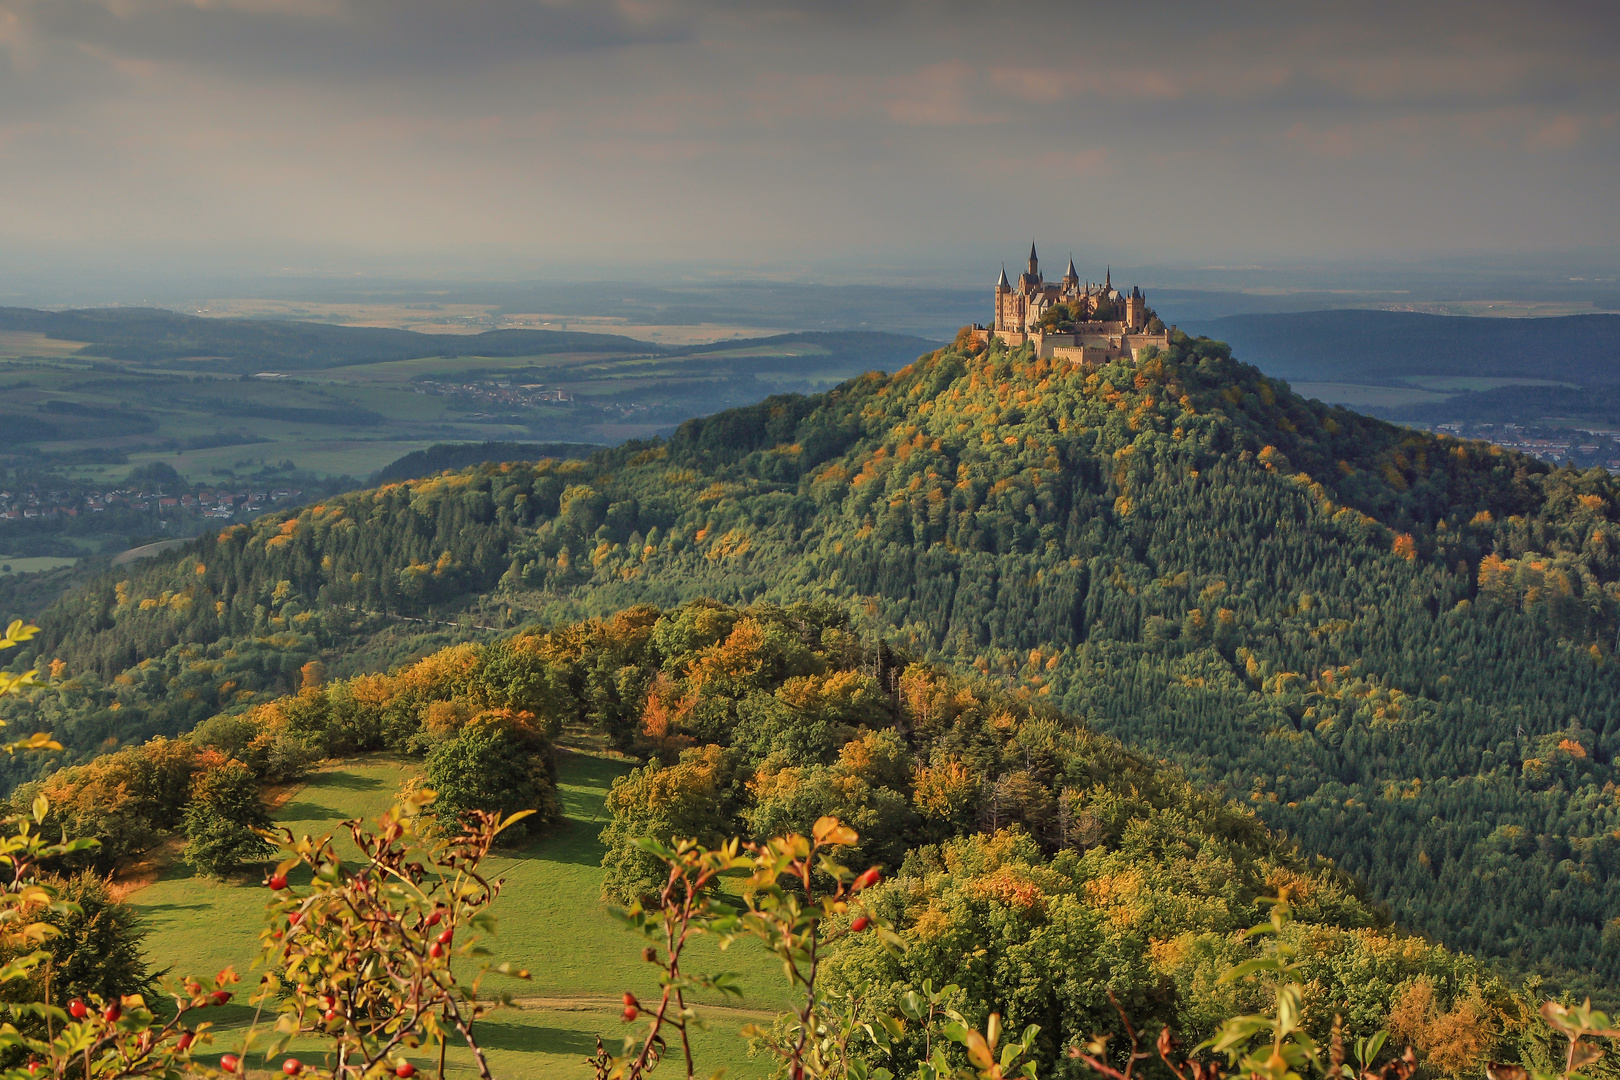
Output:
[{"xmin": 965, "ymin": 1029, "xmax": 995, "ymax": 1070}]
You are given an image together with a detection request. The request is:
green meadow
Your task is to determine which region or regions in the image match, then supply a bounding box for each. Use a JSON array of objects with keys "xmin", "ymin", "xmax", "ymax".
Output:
[
  {"xmin": 130, "ymin": 752, "xmax": 784, "ymax": 1079},
  {"xmin": 1287, "ymin": 381, "xmax": 1453, "ymax": 409},
  {"xmin": 0, "ymin": 556, "xmax": 79, "ymax": 574}
]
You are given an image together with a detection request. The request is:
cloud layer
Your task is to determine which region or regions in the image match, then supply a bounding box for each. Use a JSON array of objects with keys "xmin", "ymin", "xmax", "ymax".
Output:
[{"xmin": 0, "ymin": 0, "xmax": 1615, "ymax": 282}]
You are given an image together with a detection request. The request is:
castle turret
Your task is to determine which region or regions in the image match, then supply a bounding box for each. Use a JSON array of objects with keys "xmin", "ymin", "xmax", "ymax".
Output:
[
  {"xmin": 1124, "ymin": 284, "xmax": 1146, "ymax": 331},
  {"xmin": 994, "ymin": 265, "xmax": 1010, "ymax": 331},
  {"xmin": 1063, "ymin": 256, "xmax": 1079, "ymax": 289},
  {"xmin": 1027, "ymin": 242, "xmax": 1039, "ymax": 281}
]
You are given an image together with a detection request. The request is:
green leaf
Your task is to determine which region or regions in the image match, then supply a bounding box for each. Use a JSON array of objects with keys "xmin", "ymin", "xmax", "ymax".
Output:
[{"xmin": 1217, "ymin": 957, "xmax": 1283, "ymax": 984}]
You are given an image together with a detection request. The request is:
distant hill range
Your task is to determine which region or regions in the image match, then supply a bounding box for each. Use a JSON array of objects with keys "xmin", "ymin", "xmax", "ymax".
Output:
[
  {"xmin": 0, "ymin": 306, "xmax": 658, "ymax": 371},
  {"xmin": 1190, "ymin": 310, "xmax": 1620, "ymax": 385}
]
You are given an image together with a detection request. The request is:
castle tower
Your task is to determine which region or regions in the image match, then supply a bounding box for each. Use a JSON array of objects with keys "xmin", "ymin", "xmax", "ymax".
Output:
[
  {"xmin": 1124, "ymin": 285, "xmax": 1145, "ymax": 331},
  {"xmin": 994, "ymin": 265, "xmax": 1010, "ymax": 331},
  {"xmin": 1063, "ymin": 256, "xmax": 1079, "ymax": 291},
  {"xmin": 1027, "ymin": 242, "xmax": 1039, "ymax": 282}
]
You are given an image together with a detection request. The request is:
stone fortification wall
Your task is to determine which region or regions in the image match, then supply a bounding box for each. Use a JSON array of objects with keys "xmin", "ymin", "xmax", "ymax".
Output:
[{"xmin": 969, "ymin": 326, "xmax": 1170, "ymax": 365}]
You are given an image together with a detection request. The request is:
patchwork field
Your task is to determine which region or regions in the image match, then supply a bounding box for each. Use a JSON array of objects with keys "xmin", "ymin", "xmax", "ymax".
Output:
[
  {"xmin": 130, "ymin": 752, "xmax": 783, "ymax": 1079},
  {"xmin": 0, "ymin": 313, "xmax": 937, "ymax": 498}
]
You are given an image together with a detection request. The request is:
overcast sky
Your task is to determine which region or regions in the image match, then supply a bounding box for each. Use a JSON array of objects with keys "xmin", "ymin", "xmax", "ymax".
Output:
[{"xmin": 0, "ymin": 0, "xmax": 1616, "ymax": 287}]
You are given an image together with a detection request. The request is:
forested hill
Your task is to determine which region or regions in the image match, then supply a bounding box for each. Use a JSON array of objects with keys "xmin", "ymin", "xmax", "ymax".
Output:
[{"xmin": 15, "ymin": 328, "xmax": 1620, "ymax": 994}]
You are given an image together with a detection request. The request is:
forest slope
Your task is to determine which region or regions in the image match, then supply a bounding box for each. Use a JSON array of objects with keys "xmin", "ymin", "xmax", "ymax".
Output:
[{"xmin": 14, "ymin": 329, "xmax": 1620, "ymax": 992}]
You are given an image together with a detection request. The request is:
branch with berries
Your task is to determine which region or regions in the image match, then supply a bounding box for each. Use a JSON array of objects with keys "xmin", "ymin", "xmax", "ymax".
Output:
[{"xmin": 228, "ymin": 790, "xmax": 530, "ymax": 1080}]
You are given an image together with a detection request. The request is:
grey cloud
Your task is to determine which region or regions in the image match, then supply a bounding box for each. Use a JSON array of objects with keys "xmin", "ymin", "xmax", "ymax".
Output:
[
  {"xmin": 15, "ymin": 0, "xmax": 693, "ymax": 81},
  {"xmin": 0, "ymin": 0, "xmax": 1615, "ymax": 278}
]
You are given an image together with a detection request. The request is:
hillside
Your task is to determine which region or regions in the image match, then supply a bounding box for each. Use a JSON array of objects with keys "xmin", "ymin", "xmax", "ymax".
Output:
[
  {"xmin": 12, "ymin": 328, "xmax": 1620, "ymax": 995},
  {"xmin": 60, "ymin": 601, "xmax": 1527, "ymax": 1077},
  {"xmin": 369, "ymin": 441, "xmax": 601, "ymax": 485},
  {"xmin": 1190, "ymin": 310, "xmax": 1620, "ymax": 437}
]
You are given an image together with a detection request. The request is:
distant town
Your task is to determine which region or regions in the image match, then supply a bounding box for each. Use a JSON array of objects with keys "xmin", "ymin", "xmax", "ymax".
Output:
[
  {"xmin": 0, "ymin": 483, "xmax": 303, "ymax": 523},
  {"xmin": 1424, "ymin": 421, "xmax": 1620, "ymax": 470}
]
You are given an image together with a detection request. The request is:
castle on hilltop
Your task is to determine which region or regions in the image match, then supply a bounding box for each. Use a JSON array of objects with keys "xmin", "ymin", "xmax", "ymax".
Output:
[{"xmin": 970, "ymin": 244, "xmax": 1172, "ymax": 364}]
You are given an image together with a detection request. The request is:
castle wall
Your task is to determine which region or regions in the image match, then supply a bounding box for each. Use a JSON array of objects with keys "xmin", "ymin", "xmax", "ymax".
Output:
[
  {"xmin": 972, "ymin": 326, "xmax": 1171, "ymax": 365},
  {"xmin": 1051, "ymin": 345, "xmax": 1115, "ymax": 367}
]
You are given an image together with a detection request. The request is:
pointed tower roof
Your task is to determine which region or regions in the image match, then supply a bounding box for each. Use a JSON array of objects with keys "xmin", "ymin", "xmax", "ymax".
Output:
[
  {"xmin": 997, "ymin": 264, "xmax": 1010, "ymax": 289},
  {"xmin": 1029, "ymin": 241, "xmax": 1038, "ymax": 262},
  {"xmin": 1064, "ymin": 255, "xmax": 1078, "ymax": 280},
  {"xmin": 1105, "ymin": 266, "xmax": 1111, "ymax": 290}
]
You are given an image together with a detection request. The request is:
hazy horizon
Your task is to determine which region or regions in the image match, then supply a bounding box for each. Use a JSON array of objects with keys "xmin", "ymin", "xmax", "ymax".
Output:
[{"xmin": 0, "ymin": 0, "xmax": 1615, "ymax": 304}]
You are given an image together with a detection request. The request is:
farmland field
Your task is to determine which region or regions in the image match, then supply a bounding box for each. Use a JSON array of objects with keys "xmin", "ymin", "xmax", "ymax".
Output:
[
  {"xmin": 0, "ymin": 314, "xmax": 938, "ymax": 490},
  {"xmin": 1403, "ymin": 375, "xmax": 1581, "ymax": 392},
  {"xmin": 130, "ymin": 752, "xmax": 783, "ymax": 1079},
  {"xmin": 0, "ymin": 555, "xmax": 78, "ymax": 573},
  {"xmin": 1286, "ymin": 381, "xmax": 1454, "ymax": 409}
]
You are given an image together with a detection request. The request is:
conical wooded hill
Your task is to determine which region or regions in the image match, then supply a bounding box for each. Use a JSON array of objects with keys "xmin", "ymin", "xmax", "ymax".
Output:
[{"xmin": 21, "ymin": 330, "xmax": 1620, "ymax": 993}]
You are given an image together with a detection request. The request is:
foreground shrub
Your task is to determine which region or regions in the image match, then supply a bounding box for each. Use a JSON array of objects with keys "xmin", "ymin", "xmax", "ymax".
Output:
[{"xmin": 183, "ymin": 759, "xmax": 272, "ymax": 877}]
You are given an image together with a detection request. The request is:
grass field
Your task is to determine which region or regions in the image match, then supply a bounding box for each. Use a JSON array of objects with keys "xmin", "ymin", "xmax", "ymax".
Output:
[
  {"xmin": 1403, "ymin": 375, "xmax": 1581, "ymax": 392},
  {"xmin": 130, "ymin": 752, "xmax": 784, "ymax": 1079},
  {"xmin": 1288, "ymin": 381, "xmax": 1455, "ymax": 408},
  {"xmin": 0, "ymin": 556, "xmax": 78, "ymax": 574}
]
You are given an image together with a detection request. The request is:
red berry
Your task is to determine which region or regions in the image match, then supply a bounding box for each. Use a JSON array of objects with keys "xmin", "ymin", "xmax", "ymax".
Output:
[
  {"xmin": 68, "ymin": 998, "xmax": 88, "ymax": 1019},
  {"xmin": 426, "ymin": 911, "xmax": 442, "ymax": 927},
  {"xmin": 436, "ymin": 928, "xmax": 453, "ymax": 945},
  {"xmin": 850, "ymin": 916, "xmax": 871, "ymax": 932},
  {"xmin": 621, "ymin": 991, "xmax": 639, "ymax": 1008},
  {"xmin": 103, "ymin": 1003, "xmax": 121, "ymax": 1023},
  {"xmin": 396, "ymin": 1064, "xmax": 417, "ymax": 1078},
  {"xmin": 428, "ymin": 943, "xmax": 443, "ymax": 959},
  {"xmin": 853, "ymin": 867, "xmax": 882, "ymax": 892},
  {"xmin": 622, "ymin": 1005, "xmax": 638, "ymax": 1022},
  {"xmin": 177, "ymin": 1031, "xmax": 194, "ymax": 1051},
  {"xmin": 283, "ymin": 1058, "xmax": 302, "ymax": 1075},
  {"xmin": 268, "ymin": 874, "xmax": 288, "ymax": 890},
  {"xmin": 324, "ymin": 1008, "xmax": 339, "ymax": 1023},
  {"xmin": 288, "ymin": 913, "xmax": 302, "ymax": 927},
  {"xmin": 220, "ymin": 1054, "xmax": 242, "ymax": 1073},
  {"xmin": 209, "ymin": 991, "xmax": 232, "ymax": 1006}
]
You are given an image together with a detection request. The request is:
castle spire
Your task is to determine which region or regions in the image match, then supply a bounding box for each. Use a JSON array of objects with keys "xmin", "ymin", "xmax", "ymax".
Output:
[
  {"xmin": 1105, "ymin": 266, "xmax": 1111, "ymax": 290},
  {"xmin": 1028, "ymin": 242, "xmax": 1039, "ymax": 279},
  {"xmin": 1064, "ymin": 255, "xmax": 1078, "ymax": 281},
  {"xmin": 996, "ymin": 264, "xmax": 1010, "ymax": 290}
]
